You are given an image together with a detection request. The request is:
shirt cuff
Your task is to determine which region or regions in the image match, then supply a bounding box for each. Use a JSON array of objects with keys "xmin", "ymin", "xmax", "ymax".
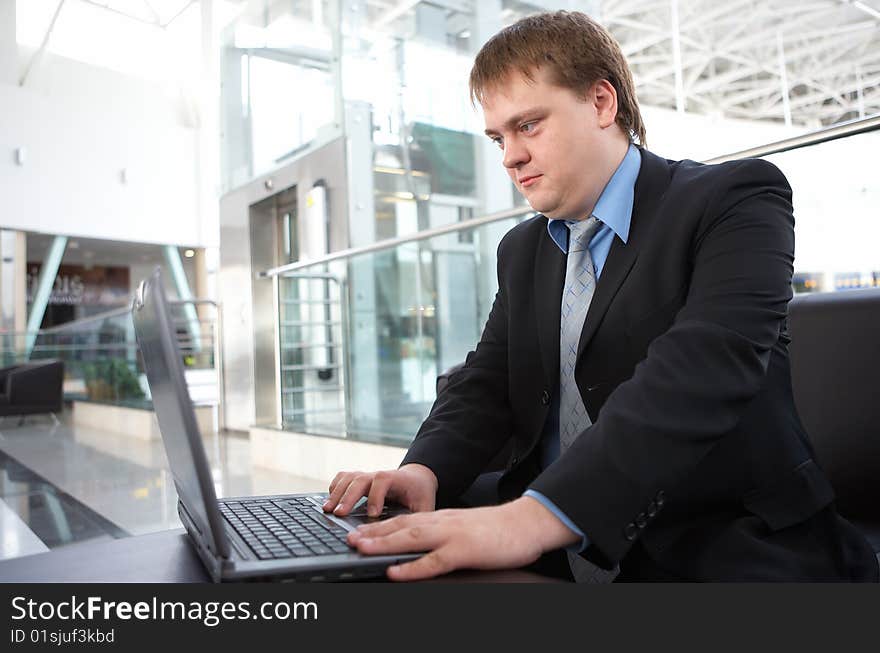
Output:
[{"xmin": 522, "ymin": 489, "xmax": 589, "ymax": 553}]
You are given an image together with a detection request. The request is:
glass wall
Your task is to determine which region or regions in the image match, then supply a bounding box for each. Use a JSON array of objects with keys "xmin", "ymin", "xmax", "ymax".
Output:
[
  {"xmin": 759, "ymin": 127, "xmax": 880, "ymax": 293},
  {"xmin": 274, "ymin": 211, "xmax": 529, "ymax": 443}
]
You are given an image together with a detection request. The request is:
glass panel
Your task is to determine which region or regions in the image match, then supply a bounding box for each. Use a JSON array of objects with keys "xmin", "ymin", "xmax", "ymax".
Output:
[
  {"xmin": 276, "ymin": 212, "xmax": 529, "ymax": 445},
  {"xmin": 1, "ymin": 301, "xmax": 220, "ymax": 410},
  {"xmin": 762, "ymin": 128, "xmax": 880, "ymax": 293}
]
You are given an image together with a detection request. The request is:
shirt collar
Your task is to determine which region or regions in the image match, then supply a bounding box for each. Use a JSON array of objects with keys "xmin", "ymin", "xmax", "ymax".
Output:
[{"xmin": 546, "ymin": 143, "xmax": 641, "ymax": 251}]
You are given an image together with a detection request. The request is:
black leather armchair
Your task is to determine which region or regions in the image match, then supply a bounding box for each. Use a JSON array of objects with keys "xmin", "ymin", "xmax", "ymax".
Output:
[
  {"xmin": 0, "ymin": 359, "xmax": 64, "ymax": 419},
  {"xmin": 788, "ymin": 288, "xmax": 880, "ymax": 564}
]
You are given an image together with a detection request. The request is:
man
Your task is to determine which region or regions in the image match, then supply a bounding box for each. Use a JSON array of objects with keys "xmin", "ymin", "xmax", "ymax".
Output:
[{"xmin": 323, "ymin": 11, "xmax": 878, "ymax": 582}]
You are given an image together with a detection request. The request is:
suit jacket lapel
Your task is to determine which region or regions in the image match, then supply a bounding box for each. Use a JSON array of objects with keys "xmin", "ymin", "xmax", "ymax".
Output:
[
  {"xmin": 577, "ymin": 149, "xmax": 672, "ymax": 359},
  {"xmin": 533, "ymin": 221, "xmax": 567, "ymax": 387}
]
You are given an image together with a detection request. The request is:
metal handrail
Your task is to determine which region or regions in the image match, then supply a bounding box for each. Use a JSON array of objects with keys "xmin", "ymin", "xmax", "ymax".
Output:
[
  {"xmin": 0, "ymin": 299, "xmax": 220, "ymax": 337},
  {"xmin": 705, "ymin": 113, "xmax": 880, "ymax": 164},
  {"xmin": 259, "ymin": 205, "xmax": 534, "ymax": 278},
  {"xmin": 258, "ymin": 113, "xmax": 880, "ymax": 279}
]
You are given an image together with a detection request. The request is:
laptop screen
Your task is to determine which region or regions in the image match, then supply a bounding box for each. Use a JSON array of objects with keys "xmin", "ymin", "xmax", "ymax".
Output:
[{"xmin": 131, "ymin": 268, "xmax": 229, "ymax": 559}]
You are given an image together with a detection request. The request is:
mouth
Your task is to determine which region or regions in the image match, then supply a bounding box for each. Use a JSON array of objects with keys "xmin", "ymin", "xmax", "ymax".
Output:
[{"xmin": 518, "ymin": 174, "xmax": 542, "ymax": 188}]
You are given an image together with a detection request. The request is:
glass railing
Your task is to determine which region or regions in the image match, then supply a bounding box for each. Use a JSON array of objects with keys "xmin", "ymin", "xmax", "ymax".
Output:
[
  {"xmin": 0, "ymin": 299, "xmax": 224, "ymax": 421},
  {"xmin": 262, "ymin": 115, "xmax": 880, "ymax": 445},
  {"xmin": 265, "ymin": 207, "xmax": 531, "ymax": 443}
]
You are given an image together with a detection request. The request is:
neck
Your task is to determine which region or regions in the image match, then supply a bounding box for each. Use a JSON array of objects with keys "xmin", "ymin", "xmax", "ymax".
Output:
[{"xmin": 569, "ymin": 137, "xmax": 630, "ymax": 221}]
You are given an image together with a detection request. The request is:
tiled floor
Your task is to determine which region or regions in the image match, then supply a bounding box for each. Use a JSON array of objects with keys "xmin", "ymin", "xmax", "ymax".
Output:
[{"xmin": 0, "ymin": 413, "xmax": 325, "ymax": 562}]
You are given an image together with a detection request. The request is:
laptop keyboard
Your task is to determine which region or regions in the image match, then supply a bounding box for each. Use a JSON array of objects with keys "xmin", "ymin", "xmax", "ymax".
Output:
[{"xmin": 219, "ymin": 497, "xmax": 353, "ymax": 560}]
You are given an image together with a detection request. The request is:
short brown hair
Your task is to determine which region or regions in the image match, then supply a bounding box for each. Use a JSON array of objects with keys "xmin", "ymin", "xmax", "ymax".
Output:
[{"xmin": 469, "ymin": 11, "xmax": 646, "ymax": 146}]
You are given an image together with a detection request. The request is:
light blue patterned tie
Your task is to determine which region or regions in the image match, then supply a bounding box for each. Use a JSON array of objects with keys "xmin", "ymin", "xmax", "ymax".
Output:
[
  {"xmin": 559, "ymin": 216, "xmax": 619, "ymax": 583},
  {"xmin": 559, "ymin": 217, "xmax": 602, "ymax": 451}
]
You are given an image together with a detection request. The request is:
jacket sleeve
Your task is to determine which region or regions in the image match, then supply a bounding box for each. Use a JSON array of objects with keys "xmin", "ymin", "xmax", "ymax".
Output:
[
  {"xmin": 400, "ymin": 236, "xmax": 514, "ymax": 504},
  {"xmin": 528, "ymin": 159, "xmax": 796, "ymax": 566}
]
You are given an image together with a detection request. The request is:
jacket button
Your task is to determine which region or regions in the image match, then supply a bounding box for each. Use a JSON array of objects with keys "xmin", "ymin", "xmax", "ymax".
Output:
[
  {"xmin": 511, "ymin": 455, "xmax": 518, "ymax": 466},
  {"xmin": 636, "ymin": 513, "xmax": 647, "ymax": 529},
  {"xmin": 624, "ymin": 523, "xmax": 638, "ymax": 541},
  {"xmin": 655, "ymin": 491, "xmax": 666, "ymax": 508},
  {"xmin": 647, "ymin": 502, "xmax": 657, "ymax": 518},
  {"xmin": 540, "ymin": 390, "xmax": 550, "ymax": 405}
]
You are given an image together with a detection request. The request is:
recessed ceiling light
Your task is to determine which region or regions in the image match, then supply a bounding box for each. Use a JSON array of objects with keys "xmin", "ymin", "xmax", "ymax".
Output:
[{"xmin": 184, "ymin": 249, "xmax": 195, "ymax": 258}]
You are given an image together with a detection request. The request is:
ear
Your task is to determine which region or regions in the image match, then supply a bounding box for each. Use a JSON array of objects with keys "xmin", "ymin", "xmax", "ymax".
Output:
[{"xmin": 592, "ymin": 79, "xmax": 618, "ymax": 129}]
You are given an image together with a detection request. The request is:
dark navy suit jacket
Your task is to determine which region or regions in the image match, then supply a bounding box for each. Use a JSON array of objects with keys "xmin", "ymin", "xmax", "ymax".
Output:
[{"xmin": 403, "ymin": 148, "xmax": 879, "ymax": 581}]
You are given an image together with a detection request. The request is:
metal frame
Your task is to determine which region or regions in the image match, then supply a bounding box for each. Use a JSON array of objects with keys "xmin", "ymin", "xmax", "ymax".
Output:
[{"xmin": 274, "ymin": 271, "xmax": 348, "ymax": 429}]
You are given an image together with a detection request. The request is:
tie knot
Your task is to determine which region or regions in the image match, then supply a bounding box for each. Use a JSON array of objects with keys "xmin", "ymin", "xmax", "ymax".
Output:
[{"xmin": 567, "ymin": 217, "xmax": 602, "ymax": 253}]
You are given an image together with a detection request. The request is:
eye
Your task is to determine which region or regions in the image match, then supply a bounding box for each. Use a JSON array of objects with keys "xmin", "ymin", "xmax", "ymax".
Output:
[
  {"xmin": 520, "ymin": 121, "xmax": 537, "ymax": 134},
  {"xmin": 490, "ymin": 136, "xmax": 504, "ymax": 150}
]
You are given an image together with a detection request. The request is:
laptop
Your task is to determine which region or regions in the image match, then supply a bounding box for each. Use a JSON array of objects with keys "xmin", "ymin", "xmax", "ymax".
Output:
[{"xmin": 131, "ymin": 268, "xmax": 420, "ymax": 582}]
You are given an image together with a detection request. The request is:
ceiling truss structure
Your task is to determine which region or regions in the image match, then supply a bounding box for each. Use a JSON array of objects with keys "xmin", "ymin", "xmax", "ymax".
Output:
[{"xmin": 600, "ymin": 0, "xmax": 880, "ymax": 127}]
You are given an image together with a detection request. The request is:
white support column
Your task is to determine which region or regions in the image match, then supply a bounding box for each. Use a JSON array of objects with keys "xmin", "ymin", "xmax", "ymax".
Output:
[
  {"xmin": 344, "ymin": 98, "xmax": 381, "ymax": 429},
  {"xmin": 25, "ymin": 236, "xmax": 67, "ymax": 357},
  {"xmin": 162, "ymin": 245, "xmax": 202, "ymax": 354},
  {"xmin": 856, "ymin": 65, "xmax": 865, "ymax": 119},
  {"xmin": 777, "ymin": 30, "xmax": 792, "ymax": 128},
  {"xmin": 671, "ymin": 0, "xmax": 685, "ymax": 113},
  {"xmin": 0, "ymin": 0, "xmax": 17, "ymax": 85},
  {"xmin": 473, "ymin": 0, "xmax": 512, "ymax": 331},
  {"xmin": 0, "ymin": 231, "xmax": 27, "ymax": 362},
  {"xmin": 198, "ymin": 0, "xmax": 220, "ymax": 253}
]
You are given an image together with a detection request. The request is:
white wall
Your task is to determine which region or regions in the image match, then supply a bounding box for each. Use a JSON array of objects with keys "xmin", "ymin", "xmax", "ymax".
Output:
[
  {"xmin": 764, "ymin": 132, "xmax": 880, "ymax": 283},
  {"xmin": 0, "ymin": 48, "xmax": 208, "ymax": 248},
  {"xmin": 641, "ymin": 105, "xmax": 879, "ymax": 287},
  {"xmin": 641, "ymin": 104, "xmax": 808, "ymax": 162}
]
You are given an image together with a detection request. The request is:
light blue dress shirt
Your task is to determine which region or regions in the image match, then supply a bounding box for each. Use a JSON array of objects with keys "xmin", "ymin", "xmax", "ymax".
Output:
[{"xmin": 523, "ymin": 143, "xmax": 641, "ymax": 552}]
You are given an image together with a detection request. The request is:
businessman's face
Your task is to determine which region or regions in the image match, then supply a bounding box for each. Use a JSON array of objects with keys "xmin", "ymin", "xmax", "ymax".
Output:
[{"xmin": 481, "ymin": 67, "xmax": 627, "ymax": 221}]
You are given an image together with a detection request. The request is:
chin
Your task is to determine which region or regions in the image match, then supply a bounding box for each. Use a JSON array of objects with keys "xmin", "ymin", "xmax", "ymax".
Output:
[
  {"xmin": 530, "ymin": 203, "xmax": 561, "ymax": 219},
  {"xmin": 524, "ymin": 197, "xmax": 556, "ymax": 217}
]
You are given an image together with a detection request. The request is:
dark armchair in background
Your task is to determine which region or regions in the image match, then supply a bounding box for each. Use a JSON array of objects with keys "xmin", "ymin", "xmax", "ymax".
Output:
[
  {"xmin": 0, "ymin": 359, "xmax": 64, "ymax": 420},
  {"xmin": 788, "ymin": 288, "xmax": 880, "ymax": 564}
]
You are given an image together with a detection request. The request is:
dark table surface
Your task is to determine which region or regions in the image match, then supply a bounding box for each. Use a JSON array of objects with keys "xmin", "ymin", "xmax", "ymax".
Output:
[{"xmin": 0, "ymin": 529, "xmax": 561, "ymax": 583}]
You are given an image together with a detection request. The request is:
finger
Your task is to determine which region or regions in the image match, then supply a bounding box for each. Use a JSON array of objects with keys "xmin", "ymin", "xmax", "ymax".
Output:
[
  {"xmin": 387, "ymin": 549, "xmax": 456, "ymax": 582},
  {"xmin": 353, "ymin": 522, "xmax": 443, "ymax": 557},
  {"xmin": 323, "ymin": 472, "xmax": 353, "ymax": 511},
  {"xmin": 349, "ymin": 513, "xmax": 418, "ymax": 541},
  {"xmin": 365, "ymin": 471, "xmax": 394, "ymax": 517},
  {"xmin": 333, "ymin": 475, "xmax": 375, "ymax": 516},
  {"xmin": 328, "ymin": 471, "xmax": 346, "ymax": 496}
]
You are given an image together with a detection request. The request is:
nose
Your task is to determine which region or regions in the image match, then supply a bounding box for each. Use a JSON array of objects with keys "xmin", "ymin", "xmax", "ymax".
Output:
[{"xmin": 502, "ymin": 138, "xmax": 529, "ymax": 170}]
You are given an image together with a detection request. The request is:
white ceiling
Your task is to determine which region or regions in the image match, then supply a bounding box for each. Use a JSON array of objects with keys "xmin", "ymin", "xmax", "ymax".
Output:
[{"xmin": 37, "ymin": 0, "xmax": 880, "ymax": 128}]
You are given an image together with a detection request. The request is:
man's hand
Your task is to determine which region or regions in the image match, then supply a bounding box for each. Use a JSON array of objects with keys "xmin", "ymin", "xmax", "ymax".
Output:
[
  {"xmin": 323, "ymin": 463, "xmax": 438, "ymax": 517},
  {"xmin": 347, "ymin": 496, "xmax": 582, "ymax": 581}
]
